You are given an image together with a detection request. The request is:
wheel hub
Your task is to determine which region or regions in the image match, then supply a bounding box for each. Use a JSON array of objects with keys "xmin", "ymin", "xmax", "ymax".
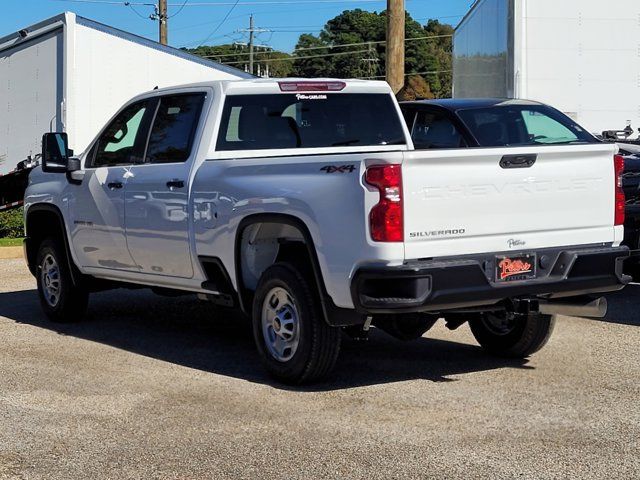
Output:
[
  {"xmin": 261, "ymin": 287, "xmax": 300, "ymax": 362},
  {"xmin": 481, "ymin": 311, "xmax": 519, "ymax": 336},
  {"xmin": 40, "ymin": 253, "xmax": 61, "ymax": 308}
]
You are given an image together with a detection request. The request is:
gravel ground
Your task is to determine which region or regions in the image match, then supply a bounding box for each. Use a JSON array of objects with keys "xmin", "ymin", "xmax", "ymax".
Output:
[
  {"xmin": 0, "ymin": 257, "xmax": 638, "ymax": 479},
  {"xmin": 0, "ymin": 247, "xmax": 22, "ymax": 260}
]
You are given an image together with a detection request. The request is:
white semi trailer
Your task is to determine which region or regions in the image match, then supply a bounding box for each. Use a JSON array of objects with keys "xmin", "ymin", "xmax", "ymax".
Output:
[
  {"xmin": 0, "ymin": 12, "xmax": 250, "ymax": 210},
  {"xmin": 453, "ymin": 0, "xmax": 640, "ymax": 137}
]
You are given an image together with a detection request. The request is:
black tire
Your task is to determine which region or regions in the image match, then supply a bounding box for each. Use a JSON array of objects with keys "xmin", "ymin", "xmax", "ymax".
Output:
[
  {"xmin": 252, "ymin": 262, "xmax": 341, "ymax": 384},
  {"xmin": 374, "ymin": 313, "xmax": 438, "ymax": 341},
  {"xmin": 469, "ymin": 311, "xmax": 555, "ymax": 358},
  {"xmin": 36, "ymin": 238, "xmax": 89, "ymax": 323}
]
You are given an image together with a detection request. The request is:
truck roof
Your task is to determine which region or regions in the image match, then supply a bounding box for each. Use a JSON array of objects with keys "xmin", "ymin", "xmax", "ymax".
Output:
[
  {"xmin": 401, "ymin": 98, "xmax": 546, "ymax": 111},
  {"xmin": 139, "ymin": 78, "xmax": 394, "ymax": 97}
]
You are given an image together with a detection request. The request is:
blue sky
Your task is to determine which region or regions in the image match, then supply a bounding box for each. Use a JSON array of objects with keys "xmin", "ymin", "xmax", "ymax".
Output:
[{"xmin": 1, "ymin": 0, "xmax": 471, "ymax": 52}]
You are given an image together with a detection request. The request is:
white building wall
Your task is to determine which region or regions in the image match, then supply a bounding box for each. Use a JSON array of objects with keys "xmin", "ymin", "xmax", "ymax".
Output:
[
  {"xmin": 520, "ymin": 0, "xmax": 640, "ymax": 134},
  {"xmin": 453, "ymin": 0, "xmax": 511, "ymax": 98},
  {"xmin": 0, "ymin": 12, "xmax": 247, "ymax": 174},
  {"xmin": 67, "ymin": 14, "xmax": 244, "ymax": 154},
  {"xmin": 0, "ymin": 31, "xmax": 62, "ymax": 175}
]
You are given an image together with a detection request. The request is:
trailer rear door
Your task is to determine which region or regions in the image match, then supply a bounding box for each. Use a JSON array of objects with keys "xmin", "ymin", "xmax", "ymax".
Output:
[{"xmin": 0, "ymin": 29, "xmax": 63, "ymax": 175}]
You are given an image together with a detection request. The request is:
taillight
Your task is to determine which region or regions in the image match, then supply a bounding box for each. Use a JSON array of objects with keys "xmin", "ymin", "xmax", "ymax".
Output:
[
  {"xmin": 365, "ymin": 164, "xmax": 403, "ymax": 242},
  {"xmin": 614, "ymin": 154, "xmax": 625, "ymax": 226}
]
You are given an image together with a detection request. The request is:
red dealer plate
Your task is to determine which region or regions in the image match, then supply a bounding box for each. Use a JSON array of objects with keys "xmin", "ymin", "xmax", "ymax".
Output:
[{"xmin": 495, "ymin": 254, "xmax": 537, "ymax": 283}]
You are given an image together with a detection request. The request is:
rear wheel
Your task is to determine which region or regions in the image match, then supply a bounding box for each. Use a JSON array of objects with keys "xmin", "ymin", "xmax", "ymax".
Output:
[
  {"xmin": 36, "ymin": 238, "xmax": 89, "ymax": 323},
  {"xmin": 252, "ymin": 262, "xmax": 341, "ymax": 384},
  {"xmin": 469, "ymin": 311, "xmax": 555, "ymax": 358}
]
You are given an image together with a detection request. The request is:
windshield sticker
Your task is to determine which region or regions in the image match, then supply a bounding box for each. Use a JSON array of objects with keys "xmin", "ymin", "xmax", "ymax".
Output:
[{"xmin": 296, "ymin": 94, "xmax": 328, "ymax": 100}]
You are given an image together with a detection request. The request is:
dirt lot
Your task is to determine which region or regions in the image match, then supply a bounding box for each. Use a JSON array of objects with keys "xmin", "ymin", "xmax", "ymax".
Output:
[{"xmin": 0, "ymin": 256, "xmax": 638, "ymax": 479}]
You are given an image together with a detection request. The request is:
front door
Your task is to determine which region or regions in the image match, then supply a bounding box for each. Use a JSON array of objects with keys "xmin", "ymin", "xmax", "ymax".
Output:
[
  {"xmin": 69, "ymin": 100, "xmax": 153, "ymax": 271},
  {"xmin": 125, "ymin": 92, "xmax": 207, "ymax": 278}
]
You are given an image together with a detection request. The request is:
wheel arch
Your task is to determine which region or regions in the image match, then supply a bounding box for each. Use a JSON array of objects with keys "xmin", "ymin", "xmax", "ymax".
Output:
[
  {"xmin": 234, "ymin": 213, "xmax": 324, "ymax": 309},
  {"xmin": 24, "ymin": 203, "xmax": 79, "ymax": 285},
  {"xmin": 234, "ymin": 213, "xmax": 363, "ymax": 327}
]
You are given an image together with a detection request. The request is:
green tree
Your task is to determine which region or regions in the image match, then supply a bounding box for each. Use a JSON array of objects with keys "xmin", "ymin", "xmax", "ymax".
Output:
[
  {"xmin": 397, "ymin": 75, "xmax": 434, "ymax": 101},
  {"xmin": 186, "ymin": 44, "xmax": 293, "ymax": 78},
  {"xmin": 185, "ymin": 10, "xmax": 455, "ymax": 97},
  {"xmin": 292, "ymin": 10, "xmax": 454, "ymax": 97},
  {"xmin": 291, "ymin": 34, "xmax": 332, "ymax": 77},
  {"xmin": 0, "ymin": 207, "xmax": 24, "ymax": 238},
  {"xmin": 422, "ymin": 20, "xmax": 454, "ymax": 98}
]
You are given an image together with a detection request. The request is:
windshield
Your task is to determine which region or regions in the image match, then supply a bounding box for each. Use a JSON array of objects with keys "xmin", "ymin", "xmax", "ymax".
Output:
[
  {"xmin": 457, "ymin": 105, "xmax": 597, "ymax": 147},
  {"xmin": 216, "ymin": 93, "xmax": 406, "ymax": 151}
]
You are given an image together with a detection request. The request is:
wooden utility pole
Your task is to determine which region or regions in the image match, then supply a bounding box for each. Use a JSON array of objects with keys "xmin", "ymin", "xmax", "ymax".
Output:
[
  {"xmin": 239, "ymin": 15, "xmax": 269, "ymax": 75},
  {"xmin": 158, "ymin": 0, "xmax": 168, "ymax": 45},
  {"xmin": 249, "ymin": 15, "xmax": 255, "ymax": 75},
  {"xmin": 386, "ymin": 0, "xmax": 405, "ymax": 94}
]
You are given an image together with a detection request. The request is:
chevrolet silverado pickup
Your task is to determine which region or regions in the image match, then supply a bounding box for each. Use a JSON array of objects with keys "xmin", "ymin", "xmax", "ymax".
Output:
[{"xmin": 23, "ymin": 80, "xmax": 629, "ymax": 384}]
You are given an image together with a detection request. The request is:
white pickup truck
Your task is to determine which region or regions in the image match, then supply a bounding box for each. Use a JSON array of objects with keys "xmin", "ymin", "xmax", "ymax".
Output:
[{"xmin": 24, "ymin": 79, "xmax": 629, "ymax": 383}]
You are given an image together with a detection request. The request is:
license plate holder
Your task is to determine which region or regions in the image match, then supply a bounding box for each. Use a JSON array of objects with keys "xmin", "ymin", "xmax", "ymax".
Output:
[{"xmin": 495, "ymin": 254, "xmax": 537, "ymax": 283}]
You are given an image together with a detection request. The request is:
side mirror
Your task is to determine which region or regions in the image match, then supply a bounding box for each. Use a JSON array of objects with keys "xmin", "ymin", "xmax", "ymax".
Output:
[{"xmin": 42, "ymin": 132, "xmax": 70, "ymax": 173}]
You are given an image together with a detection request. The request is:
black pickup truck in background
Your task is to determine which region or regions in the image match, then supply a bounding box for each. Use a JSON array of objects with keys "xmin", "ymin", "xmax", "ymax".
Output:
[
  {"xmin": 619, "ymin": 144, "xmax": 640, "ymax": 278},
  {"xmin": 399, "ymin": 99, "xmax": 640, "ymax": 280}
]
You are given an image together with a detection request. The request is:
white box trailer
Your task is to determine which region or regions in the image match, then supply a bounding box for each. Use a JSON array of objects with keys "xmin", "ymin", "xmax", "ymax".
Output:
[
  {"xmin": 453, "ymin": 0, "xmax": 640, "ymax": 136},
  {"xmin": 0, "ymin": 12, "xmax": 250, "ymax": 209}
]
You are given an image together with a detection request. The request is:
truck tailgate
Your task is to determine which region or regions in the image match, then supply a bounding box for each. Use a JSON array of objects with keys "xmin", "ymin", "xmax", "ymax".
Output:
[{"xmin": 402, "ymin": 144, "xmax": 617, "ymax": 260}]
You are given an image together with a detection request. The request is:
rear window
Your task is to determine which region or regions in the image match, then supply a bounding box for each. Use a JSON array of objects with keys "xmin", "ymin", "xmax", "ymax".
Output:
[
  {"xmin": 457, "ymin": 105, "xmax": 596, "ymax": 147},
  {"xmin": 216, "ymin": 94, "xmax": 406, "ymax": 151}
]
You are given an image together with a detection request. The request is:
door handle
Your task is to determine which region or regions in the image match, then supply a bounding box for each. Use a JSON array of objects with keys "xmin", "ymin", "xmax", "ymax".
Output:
[
  {"xmin": 107, "ymin": 181, "xmax": 123, "ymax": 190},
  {"xmin": 500, "ymin": 154, "xmax": 537, "ymax": 169},
  {"xmin": 166, "ymin": 179, "xmax": 185, "ymax": 190}
]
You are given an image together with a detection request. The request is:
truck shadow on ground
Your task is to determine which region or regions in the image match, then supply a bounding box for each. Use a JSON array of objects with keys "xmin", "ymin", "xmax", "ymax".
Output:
[
  {"xmin": 602, "ymin": 284, "xmax": 640, "ymax": 326},
  {"xmin": 1, "ymin": 287, "xmax": 540, "ymax": 391}
]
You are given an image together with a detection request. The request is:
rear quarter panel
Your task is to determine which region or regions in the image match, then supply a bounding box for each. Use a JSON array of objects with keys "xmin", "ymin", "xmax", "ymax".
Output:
[{"xmin": 192, "ymin": 152, "xmax": 405, "ymax": 309}]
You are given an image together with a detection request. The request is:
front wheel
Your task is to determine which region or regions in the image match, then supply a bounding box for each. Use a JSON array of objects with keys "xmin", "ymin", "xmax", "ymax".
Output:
[
  {"xmin": 252, "ymin": 262, "xmax": 341, "ymax": 384},
  {"xmin": 36, "ymin": 238, "xmax": 89, "ymax": 323},
  {"xmin": 469, "ymin": 311, "xmax": 555, "ymax": 358}
]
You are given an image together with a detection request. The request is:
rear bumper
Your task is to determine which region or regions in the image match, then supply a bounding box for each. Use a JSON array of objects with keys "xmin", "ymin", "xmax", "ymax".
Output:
[{"xmin": 351, "ymin": 245, "xmax": 630, "ymax": 314}]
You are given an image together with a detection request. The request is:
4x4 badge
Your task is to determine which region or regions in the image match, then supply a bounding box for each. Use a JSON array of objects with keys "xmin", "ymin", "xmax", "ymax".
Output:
[{"xmin": 320, "ymin": 165, "xmax": 356, "ymax": 174}]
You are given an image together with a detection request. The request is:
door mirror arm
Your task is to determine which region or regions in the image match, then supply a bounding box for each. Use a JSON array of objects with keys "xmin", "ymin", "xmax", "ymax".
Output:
[
  {"xmin": 66, "ymin": 157, "xmax": 84, "ymax": 185},
  {"xmin": 67, "ymin": 157, "xmax": 81, "ymax": 173}
]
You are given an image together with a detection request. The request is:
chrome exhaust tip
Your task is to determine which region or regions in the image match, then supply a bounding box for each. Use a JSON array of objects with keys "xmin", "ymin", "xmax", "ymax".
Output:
[{"xmin": 538, "ymin": 297, "xmax": 607, "ymax": 318}]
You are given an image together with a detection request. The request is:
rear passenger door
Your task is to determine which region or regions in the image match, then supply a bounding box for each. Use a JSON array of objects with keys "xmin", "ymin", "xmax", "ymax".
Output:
[{"xmin": 124, "ymin": 92, "xmax": 207, "ymax": 278}]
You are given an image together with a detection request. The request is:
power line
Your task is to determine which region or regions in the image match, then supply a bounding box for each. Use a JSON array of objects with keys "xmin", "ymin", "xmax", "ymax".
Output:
[
  {"xmin": 53, "ymin": 0, "xmax": 396, "ymax": 5},
  {"xmin": 220, "ymin": 48, "xmax": 370, "ymax": 65},
  {"xmin": 358, "ymin": 69, "xmax": 452, "ymax": 79},
  {"xmin": 169, "ymin": 0, "xmax": 189, "ymax": 17},
  {"xmin": 196, "ymin": 0, "xmax": 241, "ymax": 46},
  {"xmin": 200, "ymin": 34, "xmax": 453, "ymax": 58},
  {"xmin": 164, "ymin": 0, "xmax": 393, "ymax": 4},
  {"xmin": 126, "ymin": 2, "xmax": 150, "ymax": 18}
]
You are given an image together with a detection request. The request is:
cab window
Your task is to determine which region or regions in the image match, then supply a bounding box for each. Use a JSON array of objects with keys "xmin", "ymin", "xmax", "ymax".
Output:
[
  {"xmin": 458, "ymin": 105, "xmax": 596, "ymax": 147},
  {"xmin": 216, "ymin": 93, "xmax": 406, "ymax": 151},
  {"xmin": 92, "ymin": 101, "xmax": 150, "ymax": 167},
  {"xmin": 146, "ymin": 94, "xmax": 205, "ymax": 164}
]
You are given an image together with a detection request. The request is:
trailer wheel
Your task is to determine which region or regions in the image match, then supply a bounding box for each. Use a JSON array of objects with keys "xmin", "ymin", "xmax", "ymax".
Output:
[
  {"xmin": 469, "ymin": 311, "xmax": 555, "ymax": 358},
  {"xmin": 252, "ymin": 262, "xmax": 341, "ymax": 384},
  {"xmin": 36, "ymin": 238, "xmax": 89, "ymax": 323}
]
